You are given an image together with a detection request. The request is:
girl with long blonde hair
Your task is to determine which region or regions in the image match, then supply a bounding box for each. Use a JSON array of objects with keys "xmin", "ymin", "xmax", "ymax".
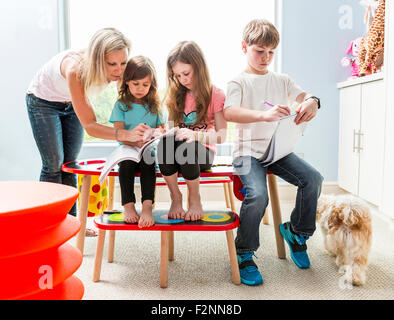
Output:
[
  {"xmin": 158, "ymin": 41, "xmax": 227, "ymax": 221},
  {"xmin": 26, "ymin": 28, "xmax": 151, "ymax": 222}
]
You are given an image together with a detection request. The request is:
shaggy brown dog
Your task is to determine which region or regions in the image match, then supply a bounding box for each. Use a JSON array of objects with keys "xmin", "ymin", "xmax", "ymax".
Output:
[{"xmin": 316, "ymin": 194, "xmax": 372, "ymax": 285}]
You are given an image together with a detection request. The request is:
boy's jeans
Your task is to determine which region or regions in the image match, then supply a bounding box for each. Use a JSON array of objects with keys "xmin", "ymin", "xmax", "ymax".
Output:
[
  {"xmin": 26, "ymin": 94, "xmax": 84, "ymax": 216},
  {"xmin": 233, "ymin": 153, "xmax": 323, "ymax": 254}
]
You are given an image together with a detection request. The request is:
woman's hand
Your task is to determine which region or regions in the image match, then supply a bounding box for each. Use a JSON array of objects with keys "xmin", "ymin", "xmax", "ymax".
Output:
[
  {"xmin": 152, "ymin": 127, "xmax": 166, "ymax": 139},
  {"xmin": 294, "ymin": 99, "xmax": 318, "ymax": 125},
  {"xmin": 126, "ymin": 123, "xmax": 152, "ymax": 144},
  {"xmin": 261, "ymin": 105, "xmax": 291, "ymax": 122},
  {"xmin": 176, "ymin": 128, "xmax": 197, "ymax": 143}
]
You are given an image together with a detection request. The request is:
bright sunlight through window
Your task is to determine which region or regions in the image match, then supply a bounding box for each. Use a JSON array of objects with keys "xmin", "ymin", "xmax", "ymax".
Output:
[{"xmin": 69, "ymin": 0, "xmax": 276, "ymax": 142}]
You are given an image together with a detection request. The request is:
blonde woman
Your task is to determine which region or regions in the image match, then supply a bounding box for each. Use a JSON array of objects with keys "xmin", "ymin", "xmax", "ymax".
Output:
[
  {"xmin": 26, "ymin": 28, "xmax": 151, "ymax": 222},
  {"xmin": 157, "ymin": 41, "xmax": 227, "ymax": 222}
]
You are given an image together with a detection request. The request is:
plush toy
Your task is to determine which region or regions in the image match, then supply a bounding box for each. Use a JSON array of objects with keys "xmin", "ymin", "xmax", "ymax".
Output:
[
  {"xmin": 360, "ymin": 0, "xmax": 379, "ymax": 34},
  {"xmin": 341, "ymin": 37, "xmax": 362, "ymax": 79},
  {"xmin": 358, "ymin": 0, "xmax": 385, "ymax": 76}
]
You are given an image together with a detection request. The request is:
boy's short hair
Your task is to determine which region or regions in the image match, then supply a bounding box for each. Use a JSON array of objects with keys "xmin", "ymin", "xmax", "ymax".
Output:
[{"xmin": 243, "ymin": 19, "xmax": 280, "ymax": 48}]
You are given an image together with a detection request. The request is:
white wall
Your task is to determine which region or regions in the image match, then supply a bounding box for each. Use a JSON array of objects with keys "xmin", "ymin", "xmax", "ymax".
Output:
[{"xmin": 0, "ymin": 1, "xmax": 63, "ymax": 180}]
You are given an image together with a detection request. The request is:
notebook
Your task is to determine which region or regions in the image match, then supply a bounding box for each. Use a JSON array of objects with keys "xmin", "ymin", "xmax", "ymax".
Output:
[{"xmin": 259, "ymin": 113, "xmax": 307, "ymax": 166}]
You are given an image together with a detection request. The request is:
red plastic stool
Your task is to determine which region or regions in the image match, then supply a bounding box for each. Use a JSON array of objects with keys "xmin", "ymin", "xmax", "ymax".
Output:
[
  {"xmin": 231, "ymin": 172, "xmax": 286, "ymax": 259},
  {"xmin": 0, "ymin": 181, "xmax": 84, "ymax": 300}
]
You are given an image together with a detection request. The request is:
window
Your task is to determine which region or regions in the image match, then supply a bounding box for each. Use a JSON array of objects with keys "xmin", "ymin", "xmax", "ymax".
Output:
[{"xmin": 68, "ymin": 0, "xmax": 276, "ymax": 144}]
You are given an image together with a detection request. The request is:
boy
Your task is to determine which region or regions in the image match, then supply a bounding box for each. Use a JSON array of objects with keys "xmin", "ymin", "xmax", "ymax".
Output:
[{"xmin": 223, "ymin": 19, "xmax": 323, "ymax": 286}]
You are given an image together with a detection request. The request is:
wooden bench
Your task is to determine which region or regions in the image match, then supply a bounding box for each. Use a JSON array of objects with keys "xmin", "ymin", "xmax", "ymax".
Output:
[{"xmin": 93, "ymin": 210, "xmax": 240, "ymax": 288}]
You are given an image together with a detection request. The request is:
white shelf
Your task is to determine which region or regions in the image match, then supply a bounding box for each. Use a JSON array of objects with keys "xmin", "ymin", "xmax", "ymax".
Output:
[{"xmin": 337, "ymin": 72, "xmax": 384, "ymax": 89}]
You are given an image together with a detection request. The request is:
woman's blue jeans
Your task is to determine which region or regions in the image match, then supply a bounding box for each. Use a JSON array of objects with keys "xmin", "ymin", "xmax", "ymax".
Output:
[
  {"xmin": 233, "ymin": 153, "xmax": 324, "ymax": 254},
  {"xmin": 26, "ymin": 94, "xmax": 84, "ymax": 216}
]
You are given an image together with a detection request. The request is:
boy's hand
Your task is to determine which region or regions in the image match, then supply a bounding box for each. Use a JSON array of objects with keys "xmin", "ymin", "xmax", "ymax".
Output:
[
  {"xmin": 294, "ymin": 99, "xmax": 318, "ymax": 125},
  {"xmin": 262, "ymin": 105, "xmax": 291, "ymax": 122}
]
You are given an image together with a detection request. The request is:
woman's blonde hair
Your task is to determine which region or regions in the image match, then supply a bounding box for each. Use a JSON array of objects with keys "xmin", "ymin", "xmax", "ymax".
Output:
[
  {"xmin": 118, "ymin": 56, "xmax": 160, "ymax": 114},
  {"xmin": 80, "ymin": 27, "xmax": 131, "ymax": 99},
  {"xmin": 165, "ymin": 41, "xmax": 212, "ymax": 127}
]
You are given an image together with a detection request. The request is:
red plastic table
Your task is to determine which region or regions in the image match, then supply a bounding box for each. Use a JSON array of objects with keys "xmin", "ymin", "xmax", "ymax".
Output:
[
  {"xmin": 62, "ymin": 159, "xmax": 237, "ymax": 255},
  {"xmin": 0, "ymin": 181, "xmax": 84, "ymax": 300}
]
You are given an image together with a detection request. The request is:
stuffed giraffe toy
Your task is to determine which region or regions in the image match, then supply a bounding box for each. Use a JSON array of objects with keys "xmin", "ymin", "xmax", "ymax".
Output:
[{"xmin": 358, "ymin": 0, "xmax": 385, "ymax": 76}]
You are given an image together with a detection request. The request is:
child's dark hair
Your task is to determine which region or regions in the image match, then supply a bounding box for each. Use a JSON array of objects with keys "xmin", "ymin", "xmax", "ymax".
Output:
[
  {"xmin": 118, "ymin": 56, "xmax": 160, "ymax": 114},
  {"xmin": 243, "ymin": 19, "xmax": 280, "ymax": 48}
]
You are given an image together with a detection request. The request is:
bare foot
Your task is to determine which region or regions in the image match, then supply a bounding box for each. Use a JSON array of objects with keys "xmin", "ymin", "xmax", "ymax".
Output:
[
  {"xmin": 123, "ymin": 202, "xmax": 139, "ymax": 224},
  {"xmin": 168, "ymin": 193, "xmax": 186, "ymax": 220},
  {"xmin": 138, "ymin": 201, "xmax": 155, "ymax": 228},
  {"xmin": 185, "ymin": 194, "xmax": 204, "ymax": 221}
]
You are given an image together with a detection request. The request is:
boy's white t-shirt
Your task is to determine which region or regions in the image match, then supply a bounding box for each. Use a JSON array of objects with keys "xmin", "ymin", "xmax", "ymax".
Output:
[{"xmin": 224, "ymin": 71, "xmax": 304, "ymax": 160}]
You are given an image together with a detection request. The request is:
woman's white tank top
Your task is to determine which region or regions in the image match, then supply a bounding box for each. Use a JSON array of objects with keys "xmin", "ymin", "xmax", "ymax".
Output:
[{"xmin": 27, "ymin": 50, "xmax": 80, "ymax": 102}]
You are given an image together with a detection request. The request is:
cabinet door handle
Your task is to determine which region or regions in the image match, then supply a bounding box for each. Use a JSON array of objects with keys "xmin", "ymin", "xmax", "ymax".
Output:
[
  {"xmin": 353, "ymin": 129, "xmax": 358, "ymax": 153},
  {"xmin": 358, "ymin": 130, "xmax": 364, "ymax": 151}
]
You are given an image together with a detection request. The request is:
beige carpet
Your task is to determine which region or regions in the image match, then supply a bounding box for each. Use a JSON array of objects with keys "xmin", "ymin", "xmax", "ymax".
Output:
[{"xmin": 72, "ymin": 200, "xmax": 394, "ymax": 300}]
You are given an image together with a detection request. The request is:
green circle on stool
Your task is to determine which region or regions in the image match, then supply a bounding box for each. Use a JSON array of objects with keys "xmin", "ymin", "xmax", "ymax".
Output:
[
  {"xmin": 108, "ymin": 213, "xmax": 124, "ymax": 222},
  {"xmin": 202, "ymin": 213, "xmax": 231, "ymax": 222}
]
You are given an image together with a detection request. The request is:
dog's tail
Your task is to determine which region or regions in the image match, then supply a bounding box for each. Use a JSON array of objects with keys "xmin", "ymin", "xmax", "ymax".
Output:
[{"xmin": 327, "ymin": 197, "xmax": 372, "ymax": 231}]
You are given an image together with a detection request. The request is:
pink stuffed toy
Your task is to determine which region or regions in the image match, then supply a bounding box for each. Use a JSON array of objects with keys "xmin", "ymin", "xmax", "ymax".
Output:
[{"xmin": 341, "ymin": 37, "xmax": 362, "ymax": 79}]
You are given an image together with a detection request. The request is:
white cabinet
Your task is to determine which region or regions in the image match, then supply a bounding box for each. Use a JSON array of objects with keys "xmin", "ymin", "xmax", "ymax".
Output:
[
  {"xmin": 338, "ymin": 85, "xmax": 361, "ymax": 195},
  {"xmin": 337, "ymin": 76, "xmax": 385, "ymax": 206}
]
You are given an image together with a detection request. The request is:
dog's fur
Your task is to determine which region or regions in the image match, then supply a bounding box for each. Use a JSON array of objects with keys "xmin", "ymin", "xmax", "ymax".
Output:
[{"xmin": 316, "ymin": 194, "xmax": 372, "ymax": 285}]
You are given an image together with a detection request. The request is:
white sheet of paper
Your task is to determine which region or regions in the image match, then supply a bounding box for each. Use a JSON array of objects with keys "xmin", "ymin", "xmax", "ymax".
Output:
[{"xmin": 259, "ymin": 113, "xmax": 307, "ymax": 166}]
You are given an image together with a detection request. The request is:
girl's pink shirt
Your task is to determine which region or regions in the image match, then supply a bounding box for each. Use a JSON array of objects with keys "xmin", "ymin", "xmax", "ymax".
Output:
[{"xmin": 183, "ymin": 85, "xmax": 225, "ymax": 153}]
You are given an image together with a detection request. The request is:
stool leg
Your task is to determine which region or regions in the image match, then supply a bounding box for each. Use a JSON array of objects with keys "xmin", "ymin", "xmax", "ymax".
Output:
[
  {"xmin": 160, "ymin": 231, "xmax": 169, "ymax": 288},
  {"xmin": 93, "ymin": 229, "xmax": 106, "ymax": 282},
  {"xmin": 108, "ymin": 230, "xmax": 115, "ymax": 263},
  {"xmin": 262, "ymin": 208, "xmax": 269, "ymax": 225},
  {"xmin": 223, "ymin": 183, "xmax": 230, "ymax": 208},
  {"xmin": 107, "ymin": 176, "xmax": 116, "ymax": 263},
  {"xmin": 267, "ymin": 174, "xmax": 286, "ymax": 259},
  {"xmin": 168, "ymin": 231, "xmax": 174, "ymax": 261},
  {"xmin": 76, "ymin": 174, "xmax": 91, "ymax": 255},
  {"xmin": 227, "ymin": 182, "xmax": 236, "ymax": 212},
  {"xmin": 225, "ymin": 230, "xmax": 241, "ymax": 285},
  {"xmin": 108, "ymin": 176, "xmax": 115, "ymax": 209}
]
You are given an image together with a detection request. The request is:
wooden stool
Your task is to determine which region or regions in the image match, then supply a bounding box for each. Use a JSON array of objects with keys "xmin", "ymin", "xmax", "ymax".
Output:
[
  {"xmin": 106, "ymin": 176, "xmax": 236, "ymax": 263},
  {"xmin": 232, "ymin": 172, "xmax": 286, "ymax": 259},
  {"xmin": 155, "ymin": 176, "xmax": 235, "ymax": 210},
  {"xmin": 92, "ymin": 210, "xmax": 240, "ymax": 288}
]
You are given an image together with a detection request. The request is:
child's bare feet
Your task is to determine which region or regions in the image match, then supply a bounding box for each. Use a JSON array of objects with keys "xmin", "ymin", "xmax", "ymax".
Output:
[
  {"xmin": 185, "ymin": 194, "xmax": 204, "ymax": 221},
  {"xmin": 123, "ymin": 202, "xmax": 139, "ymax": 224},
  {"xmin": 138, "ymin": 201, "xmax": 155, "ymax": 228},
  {"xmin": 168, "ymin": 192, "xmax": 186, "ymax": 220}
]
